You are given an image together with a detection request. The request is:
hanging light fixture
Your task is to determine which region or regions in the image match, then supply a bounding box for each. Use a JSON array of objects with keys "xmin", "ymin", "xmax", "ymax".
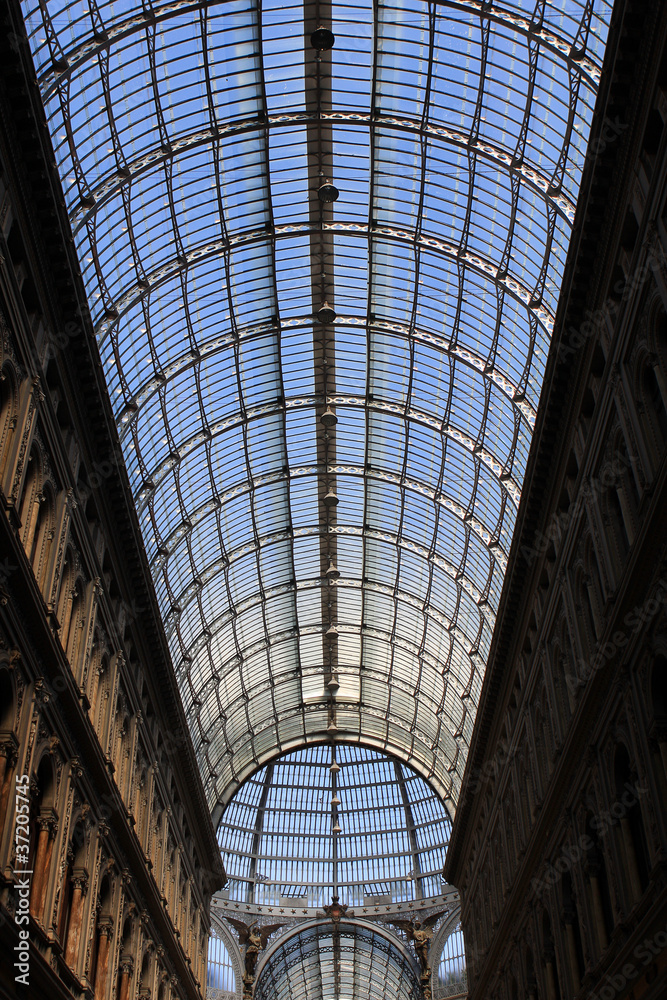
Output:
[
  {"xmin": 318, "ymin": 301, "xmax": 336, "ymax": 324},
  {"xmin": 329, "ymin": 761, "xmax": 340, "ymax": 774},
  {"xmin": 326, "ymin": 559, "xmax": 340, "ymax": 580},
  {"xmin": 326, "ymin": 624, "xmax": 338, "ymax": 636},
  {"xmin": 327, "ymin": 719, "xmax": 339, "ymax": 733},
  {"xmin": 323, "ymin": 486, "xmax": 339, "ymax": 506},
  {"xmin": 311, "ymin": 25, "xmax": 335, "ymax": 50},
  {"xmin": 331, "ymin": 794, "xmax": 341, "ymax": 807},
  {"xmin": 328, "ymin": 674, "xmax": 340, "ymax": 693},
  {"xmin": 320, "ymin": 406, "xmax": 338, "ymax": 426},
  {"xmin": 318, "ymin": 179, "xmax": 339, "ymax": 203},
  {"xmin": 332, "ymin": 820, "xmax": 342, "ymax": 833}
]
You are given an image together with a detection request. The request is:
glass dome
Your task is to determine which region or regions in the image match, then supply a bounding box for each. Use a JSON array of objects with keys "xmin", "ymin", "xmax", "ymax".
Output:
[{"xmin": 217, "ymin": 744, "xmax": 452, "ymax": 908}]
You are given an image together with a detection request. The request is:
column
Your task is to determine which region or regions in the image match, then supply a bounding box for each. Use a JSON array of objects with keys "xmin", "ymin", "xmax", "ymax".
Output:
[
  {"xmin": 93, "ymin": 916, "xmax": 114, "ymax": 999},
  {"xmin": 118, "ymin": 957, "xmax": 134, "ymax": 1000},
  {"xmin": 30, "ymin": 813, "xmax": 57, "ymax": 920},
  {"xmin": 0, "ymin": 735, "xmax": 18, "ymax": 841},
  {"xmin": 64, "ymin": 869, "xmax": 89, "ymax": 967}
]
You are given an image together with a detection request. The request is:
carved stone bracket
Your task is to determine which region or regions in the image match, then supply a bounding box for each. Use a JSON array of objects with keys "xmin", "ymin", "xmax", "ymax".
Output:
[{"xmin": 0, "ymin": 730, "xmax": 19, "ymax": 767}]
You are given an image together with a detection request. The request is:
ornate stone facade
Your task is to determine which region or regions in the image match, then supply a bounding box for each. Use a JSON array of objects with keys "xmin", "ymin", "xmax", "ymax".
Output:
[
  {"xmin": 445, "ymin": 3, "xmax": 667, "ymax": 1000},
  {"xmin": 0, "ymin": 13, "xmax": 224, "ymax": 999}
]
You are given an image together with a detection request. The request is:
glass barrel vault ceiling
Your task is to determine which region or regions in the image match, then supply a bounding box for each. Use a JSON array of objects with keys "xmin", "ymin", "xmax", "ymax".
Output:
[{"xmin": 21, "ymin": 0, "xmax": 612, "ymax": 813}]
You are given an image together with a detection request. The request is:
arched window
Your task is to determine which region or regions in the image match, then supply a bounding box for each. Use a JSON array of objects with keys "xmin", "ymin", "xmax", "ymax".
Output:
[
  {"xmin": 0, "ymin": 669, "xmax": 18, "ymax": 844},
  {"xmin": 152, "ymin": 807, "xmax": 165, "ymax": 876},
  {"xmin": 56, "ymin": 551, "xmax": 77, "ymax": 643},
  {"xmin": 113, "ymin": 699, "xmax": 132, "ymax": 803},
  {"xmin": 30, "ymin": 481, "xmax": 55, "ymax": 591},
  {"xmin": 117, "ymin": 916, "xmax": 135, "ymax": 1000},
  {"xmin": 166, "ymin": 845, "xmax": 178, "ymax": 912},
  {"xmin": 0, "ymin": 364, "xmax": 19, "ymax": 498},
  {"xmin": 139, "ymin": 949, "xmax": 153, "ymax": 997},
  {"xmin": 517, "ymin": 756, "xmax": 532, "ymax": 840},
  {"xmin": 614, "ymin": 744, "xmax": 650, "ymax": 900},
  {"xmin": 540, "ymin": 690, "xmax": 556, "ymax": 770},
  {"xmin": 505, "ymin": 791, "xmax": 517, "ymax": 873},
  {"xmin": 18, "ymin": 444, "xmax": 44, "ymax": 553},
  {"xmin": 208, "ymin": 925, "xmax": 237, "ymax": 995},
  {"xmin": 583, "ymin": 532, "xmax": 605, "ymax": 630},
  {"xmin": 574, "ymin": 564, "xmax": 599, "ymax": 655},
  {"xmin": 62, "ymin": 575, "xmax": 87, "ymax": 679},
  {"xmin": 134, "ymin": 759, "xmax": 148, "ymax": 847},
  {"xmin": 435, "ymin": 922, "xmax": 466, "ymax": 999},
  {"xmin": 89, "ymin": 650, "xmax": 110, "ymax": 739}
]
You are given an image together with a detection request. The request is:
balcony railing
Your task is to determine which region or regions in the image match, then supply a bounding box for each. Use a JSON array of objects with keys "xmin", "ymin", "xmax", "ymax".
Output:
[
  {"xmin": 433, "ymin": 979, "xmax": 468, "ymax": 999},
  {"xmin": 207, "ymin": 988, "xmax": 238, "ymax": 1000}
]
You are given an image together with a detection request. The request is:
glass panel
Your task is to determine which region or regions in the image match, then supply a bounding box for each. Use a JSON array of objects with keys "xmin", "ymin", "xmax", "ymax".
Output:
[
  {"xmin": 218, "ymin": 744, "xmax": 451, "ymax": 908},
  {"xmin": 21, "ymin": 0, "xmax": 612, "ymax": 812}
]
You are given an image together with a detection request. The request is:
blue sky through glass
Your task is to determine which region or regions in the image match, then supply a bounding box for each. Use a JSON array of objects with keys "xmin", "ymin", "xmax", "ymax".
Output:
[
  {"xmin": 21, "ymin": 0, "xmax": 612, "ymax": 814},
  {"xmin": 218, "ymin": 743, "xmax": 451, "ymax": 908}
]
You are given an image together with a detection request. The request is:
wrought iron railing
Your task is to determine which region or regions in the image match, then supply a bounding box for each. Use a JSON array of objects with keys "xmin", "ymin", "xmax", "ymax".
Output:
[
  {"xmin": 206, "ymin": 988, "xmax": 238, "ymax": 1000},
  {"xmin": 433, "ymin": 979, "xmax": 468, "ymax": 999}
]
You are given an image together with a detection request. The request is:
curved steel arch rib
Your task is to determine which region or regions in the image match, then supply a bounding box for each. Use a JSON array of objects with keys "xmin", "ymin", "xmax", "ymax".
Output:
[
  {"xmin": 21, "ymin": 0, "xmax": 612, "ymax": 811},
  {"xmin": 65, "ymin": 114, "xmax": 576, "ymax": 238},
  {"xmin": 254, "ymin": 920, "xmax": 422, "ymax": 1000}
]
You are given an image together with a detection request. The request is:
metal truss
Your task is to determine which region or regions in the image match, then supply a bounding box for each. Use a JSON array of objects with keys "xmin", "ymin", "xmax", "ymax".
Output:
[
  {"xmin": 57, "ymin": 114, "xmax": 578, "ymax": 237},
  {"xmin": 22, "ymin": 0, "xmax": 611, "ymax": 817},
  {"xmin": 87, "ymin": 227, "xmax": 556, "ymax": 354}
]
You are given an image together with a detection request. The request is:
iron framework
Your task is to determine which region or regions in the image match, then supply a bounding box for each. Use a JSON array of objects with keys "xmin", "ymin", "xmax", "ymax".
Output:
[
  {"xmin": 217, "ymin": 743, "xmax": 452, "ymax": 908},
  {"xmin": 21, "ymin": 0, "xmax": 612, "ymax": 812},
  {"xmin": 254, "ymin": 920, "xmax": 422, "ymax": 1000}
]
